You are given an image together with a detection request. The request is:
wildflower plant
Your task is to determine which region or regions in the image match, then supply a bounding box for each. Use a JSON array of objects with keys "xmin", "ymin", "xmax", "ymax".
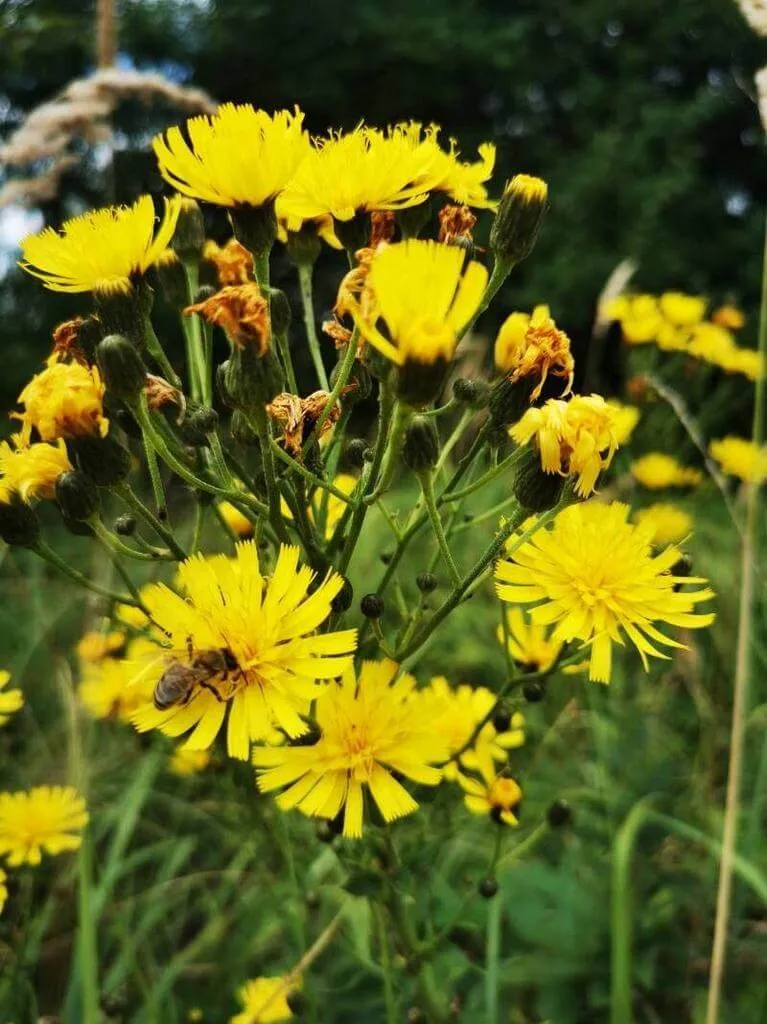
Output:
[{"xmin": 2, "ymin": 102, "xmax": 722, "ymax": 1019}]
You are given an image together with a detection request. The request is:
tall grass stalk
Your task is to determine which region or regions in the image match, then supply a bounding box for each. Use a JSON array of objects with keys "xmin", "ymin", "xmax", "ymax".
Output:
[{"xmin": 705, "ymin": 210, "xmax": 767, "ymax": 1024}]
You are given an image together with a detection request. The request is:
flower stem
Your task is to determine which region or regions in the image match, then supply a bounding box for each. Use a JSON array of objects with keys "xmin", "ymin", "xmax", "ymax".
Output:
[
  {"xmin": 269, "ymin": 438, "xmax": 355, "ymax": 505},
  {"xmin": 114, "ymin": 482, "xmax": 187, "ymax": 560},
  {"xmin": 144, "ymin": 320, "xmax": 181, "ymax": 389},
  {"xmin": 249, "ymin": 405, "xmax": 289, "ymax": 542},
  {"xmin": 302, "ymin": 335, "xmax": 358, "ymax": 457},
  {"xmin": 365, "ymin": 400, "xmax": 412, "ymax": 505},
  {"xmin": 91, "ymin": 519, "xmax": 170, "ymax": 562},
  {"xmin": 142, "ymin": 428, "xmax": 168, "ymax": 519},
  {"xmin": 298, "ymin": 262, "xmax": 329, "ymax": 390},
  {"xmin": 376, "ymin": 905, "xmax": 398, "ymax": 1024},
  {"xmin": 419, "ymin": 470, "xmax": 461, "ymax": 586},
  {"xmin": 33, "ymin": 540, "xmax": 139, "ymax": 607}
]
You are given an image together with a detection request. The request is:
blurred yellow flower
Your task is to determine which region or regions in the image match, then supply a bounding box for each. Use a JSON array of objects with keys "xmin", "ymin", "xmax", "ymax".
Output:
[
  {"xmin": 308, "ymin": 473, "xmax": 358, "ymax": 539},
  {"xmin": 711, "ymin": 304, "xmax": 745, "ymax": 330},
  {"xmin": 76, "ymin": 630, "xmax": 126, "ymax": 664},
  {"xmin": 0, "ymin": 868, "xmax": 7, "ymax": 914},
  {"xmin": 398, "ymin": 122, "xmax": 497, "ymax": 209},
  {"xmin": 610, "ymin": 294, "xmax": 664, "ymax": 344},
  {"xmin": 631, "ymin": 453, "xmax": 702, "ymax": 489},
  {"xmin": 79, "ymin": 639, "xmax": 156, "ymax": 722},
  {"xmin": 658, "ymin": 291, "xmax": 706, "ymax": 327},
  {"xmin": 20, "ymin": 195, "xmax": 181, "ymax": 294},
  {"xmin": 0, "ymin": 672, "xmax": 23, "ymax": 727},
  {"xmin": 0, "ymin": 437, "xmax": 71, "ymax": 503},
  {"xmin": 634, "ymin": 503, "xmax": 693, "ymax": 546},
  {"xmin": 0, "ymin": 787, "xmax": 88, "ymax": 867},
  {"xmin": 498, "ymin": 607, "xmax": 563, "ymax": 674},
  {"xmin": 15, "ymin": 361, "xmax": 108, "ymax": 444},
  {"xmin": 494, "ymin": 304, "xmax": 574, "ymax": 400},
  {"xmin": 254, "ymin": 660, "xmax": 446, "ymax": 838},
  {"xmin": 606, "ymin": 400, "xmax": 640, "ymax": 446},
  {"xmin": 459, "ymin": 762, "xmax": 522, "ymax": 827},
  {"xmin": 231, "ymin": 976, "xmax": 298, "ymax": 1024},
  {"xmin": 168, "ymin": 747, "xmax": 212, "ymax": 777},
  {"xmin": 218, "ymin": 501, "xmax": 255, "ymax": 538},
  {"xmin": 709, "ymin": 437, "xmax": 767, "ymax": 484}
]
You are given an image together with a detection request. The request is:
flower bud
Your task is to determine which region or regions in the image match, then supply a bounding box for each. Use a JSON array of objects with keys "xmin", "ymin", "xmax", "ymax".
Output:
[
  {"xmin": 402, "ymin": 416, "xmax": 440, "ymax": 473},
  {"xmin": 546, "ymin": 799, "xmax": 572, "ymax": 829},
  {"xmin": 216, "ymin": 360, "xmax": 236, "ymax": 409},
  {"xmin": 396, "ymin": 199, "xmax": 432, "ymax": 240},
  {"xmin": 478, "ymin": 877, "xmax": 499, "ymax": 899},
  {"xmin": 61, "ymin": 513, "xmax": 94, "ymax": 537},
  {"xmin": 285, "ymin": 224, "xmax": 322, "ymax": 267},
  {"xmin": 267, "ymin": 288, "xmax": 292, "ymax": 337},
  {"xmin": 229, "ymin": 410, "xmax": 260, "ymax": 447},
  {"xmin": 96, "ymin": 334, "xmax": 147, "ymax": 404},
  {"xmin": 69, "ymin": 434, "xmax": 133, "ymax": 487},
  {"xmin": 346, "ymin": 438, "xmax": 373, "ymax": 468},
  {"xmin": 360, "ymin": 594, "xmax": 384, "ymax": 619},
  {"xmin": 95, "ymin": 277, "xmax": 154, "ymax": 349},
  {"xmin": 488, "ymin": 375, "xmax": 536, "ymax": 428},
  {"xmin": 285, "ymin": 992, "xmax": 306, "ymax": 1016},
  {"xmin": 55, "ymin": 470, "xmax": 100, "ymax": 522},
  {"xmin": 180, "ymin": 405, "xmax": 219, "ymax": 446},
  {"xmin": 416, "ymin": 572, "xmax": 437, "ymax": 593},
  {"xmin": 194, "ymin": 284, "xmax": 218, "ymax": 305},
  {"xmin": 523, "ymin": 680, "xmax": 545, "ymax": 703},
  {"xmin": 331, "ymin": 360, "xmax": 373, "ymax": 405},
  {"xmin": 0, "ymin": 499, "xmax": 40, "ymax": 547},
  {"xmin": 334, "ymin": 212, "xmax": 371, "ymax": 253},
  {"xmin": 331, "ymin": 577, "xmax": 354, "ymax": 613},
  {"xmin": 224, "ymin": 345, "xmax": 284, "ymax": 412},
  {"xmin": 453, "ymin": 377, "xmax": 489, "ymax": 409},
  {"xmin": 490, "ymin": 174, "xmax": 548, "ymax": 269},
  {"xmin": 512, "ymin": 445, "xmax": 564, "ymax": 513},
  {"xmin": 114, "ymin": 514, "xmax": 136, "ymax": 536},
  {"xmin": 492, "ymin": 706, "xmax": 512, "ymax": 733},
  {"xmin": 76, "ymin": 315, "xmax": 105, "ymax": 363},
  {"xmin": 155, "ymin": 248, "xmax": 188, "ymax": 308},
  {"xmin": 171, "ymin": 198, "xmax": 205, "ymax": 263},
  {"xmin": 396, "ymin": 358, "xmax": 449, "ymax": 409},
  {"xmin": 314, "ymin": 819, "xmax": 336, "ymax": 843},
  {"xmin": 229, "ymin": 200, "xmax": 278, "ymax": 259}
]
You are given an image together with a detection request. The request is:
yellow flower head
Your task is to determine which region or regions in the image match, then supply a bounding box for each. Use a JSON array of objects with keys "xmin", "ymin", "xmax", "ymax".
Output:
[
  {"xmin": 609, "ymin": 294, "xmax": 664, "ymax": 345},
  {"xmin": 15, "ymin": 361, "xmax": 108, "ymax": 444},
  {"xmin": 185, "ymin": 283, "xmax": 270, "ymax": 353},
  {"xmin": 0, "ymin": 671, "xmax": 23, "ymax": 727},
  {"xmin": 687, "ymin": 322, "xmax": 737, "ymax": 365},
  {"xmin": 711, "ymin": 304, "xmax": 745, "ymax": 330},
  {"xmin": 607, "ymin": 400, "xmax": 640, "ymax": 446},
  {"xmin": 658, "ymin": 292, "xmax": 707, "ymax": 328},
  {"xmin": 131, "ymin": 543, "xmax": 356, "ymax": 759},
  {"xmin": 633, "ymin": 503, "xmax": 693, "ymax": 547},
  {"xmin": 308, "ymin": 473, "xmax": 358, "ymax": 540},
  {"xmin": 278, "ymin": 125, "xmax": 435, "ymax": 224},
  {"xmin": 717, "ymin": 345, "xmax": 764, "ymax": 381},
  {"xmin": 254, "ymin": 660, "xmax": 446, "ymax": 839},
  {"xmin": 0, "ymin": 869, "xmax": 7, "ymax": 914},
  {"xmin": 218, "ymin": 500, "xmax": 255, "ymax": 538},
  {"xmin": 154, "ymin": 105, "xmax": 309, "ymax": 208},
  {"xmin": 631, "ymin": 453, "xmax": 702, "ymax": 489},
  {"xmin": 76, "ymin": 630, "xmax": 126, "ymax": 664},
  {"xmin": 459, "ymin": 761, "xmax": 522, "ymax": 827},
  {"xmin": 510, "ymin": 393, "xmax": 621, "ymax": 497},
  {"xmin": 494, "ymin": 304, "xmax": 574, "ymax": 400},
  {"xmin": 0, "ymin": 786, "xmax": 88, "ymax": 867},
  {"xmin": 495, "ymin": 501, "xmax": 715, "ymax": 683},
  {"xmin": 396, "ymin": 122, "xmax": 497, "ymax": 209},
  {"xmin": 231, "ymin": 976, "xmax": 299, "ymax": 1024},
  {"xmin": 168, "ymin": 747, "xmax": 212, "ymax": 777},
  {"xmin": 0, "ymin": 437, "xmax": 72, "ymax": 504},
  {"xmin": 498, "ymin": 607, "xmax": 563, "ymax": 674},
  {"xmin": 352, "ymin": 239, "xmax": 487, "ymax": 368},
  {"xmin": 20, "ymin": 195, "xmax": 181, "ymax": 294},
  {"xmin": 79, "ymin": 638, "xmax": 156, "ymax": 722},
  {"xmin": 203, "ymin": 238, "xmax": 255, "ymax": 286},
  {"xmin": 709, "ymin": 436, "xmax": 767, "ymax": 484}
]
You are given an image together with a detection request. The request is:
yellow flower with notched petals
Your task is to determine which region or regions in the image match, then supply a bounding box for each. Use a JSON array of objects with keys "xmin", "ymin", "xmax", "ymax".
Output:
[
  {"xmin": 0, "ymin": 786, "xmax": 88, "ymax": 867},
  {"xmin": 494, "ymin": 304, "xmax": 574, "ymax": 400},
  {"xmin": 606, "ymin": 400, "xmax": 640, "ymax": 446},
  {"xmin": 254, "ymin": 660, "xmax": 446, "ymax": 839},
  {"xmin": 397, "ymin": 122, "xmax": 497, "ymax": 209},
  {"xmin": 495, "ymin": 501, "xmax": 715, "ymax": 683},
  {"xmin": 15, "ymin": 361, "xmax": 108, "ymax": 444},
  {"xmin": 498, "ymin": 608, "xmax": 563, "ymax": 674},
  {"xmin": 351, "ymin": 239, "xmax": 487, "ymax": 367},
  {"xmin": 631, "ymin": 453, "xmax": 702, "ymax": 489},
  {"xmin": 154, "ymin": 105, "xmax": 309, "ymax": 209},
  {"xmin": 0, "ymin": 437, "xmax": 71, "ymax": 503},
  {"xmin": 131, "ymin": 543, "xmax": 356, "ymax": 760},
  {"xmin": 459, "ymin": 761, "xmax": 522, "ymax": 827},
  {"xmin": 20, "ymin": 195, "xmax": 181, "ymax": 294},
  {"xmin": 709, "ymin": 437, "xmax": 767, "ymax": 484},
  {"xmin": 633, "ymin": 503, "xmax": 693, "ymax": 546},
  {"xmin": 231, "ymin": 975, "xmax": 299, "ymax": 1024},
  {"xmin": 0, "ymin": 672, "xmax": 23, "ymax": 727}
]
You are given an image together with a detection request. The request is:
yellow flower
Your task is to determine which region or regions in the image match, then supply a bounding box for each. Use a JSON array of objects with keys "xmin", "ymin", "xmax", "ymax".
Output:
[
  {"xmin": 20, "ymin": 195, "xmax": 181, "ymax": 294},
  {"xmin": 0, "ymin": 786, "xmax": 88, "ymax": 867},
  {"xmin": 231, "ymin": 976, "xmax": 298, "ymax": 1024},
  {"xmin": 611, "ymin": 294, "xmax": 664, "ymax": 345},
  {"xmin": 278, "ymin": 125, "xmax": 435, "ymax": 224},
  {"xmin": 631, "ymin": 453, "xmax": 702, "ymax": 489},
  {"xmin": 0, "ymin": 437, "xmax": 72, "ymax": 503},
  {"xmin": 0, "ymin": 869, "xmax": 7, "ymax": 914},
  {"xmin": 76, "ymin": 630, "xmax": 126, "ymax": 663},
  {"xmin": 218, "ymin": 501, "xmax": 255, "ymax": 538},
  {"xmin": 253, "ymin": 660, "xmax": 446, "ymax": 838},
  {"xmin": 79, "ymin": 639, "xmax": 155, "ymax": 722},
  {"xmin": 397, "ymin": 122, "xmax": 497, "ymax": 209},
  {"xmin": 709, "ymin": 437, "xmax": 767, "ymax": 484},
  {"xmin": 687, "ymin": 322, "xmax": 737, "ymax": 365},
  {"xmin": 15, "ymin": 361, "xmax": 108, "ymax": 444},
  {"xmin": 510, "ymin": 393, "xmax": 620, "ymax": 497},
  {"xmin": 131, "ymin": 543, "xmax": 356, "ymax": 759},
  {"xmin": 495, "ymin": 501, "xmax": 715, "ymax": 683},
  {"xmin": 459, "ymin": 762, "xmax": 522, "ymax": 827},
  {"xmin": 658, "ymin": 292, "xmax": 706, "ymax": 328},
  {"xmin": 154, "ymin": 105, "xmax": 308, "ymax": 208},
  {"xmin": 0, "ymin": 672, "xmax": 23, "ymax": 727},
  {"xmin": 351, "ymin": 239, "xmax": 487, "ymax": 367},
  {"xmin": 498, "ymin": 608, "xmax": 563, "ymax": 674},
  {"xmin": 308, "ymin": 473, "xmax": 358, "ymax": 539},
  {"xmin": 168, "ymin": 747, "xmax": 211, "ymax": 777},
  {"xmin": 494, "ymin": 304, "xmax": 574, "ymax": 400},
  {"xmin": 633, "ymin": 503, "xmax": 693, "ymax": 546},
  {"xmin": 718, "ymin": 346, "xmax": 764, "ymax": 381},
  {"xmin": 410, "ymin": 676, "xmax": 524, "ymax": 782},
  {"xmin": 711, "ymin": 304, "xmax": 745, "ymax": 330},
  {"xmin": 607, "ymin": 400, "xmax": 640, "ymax": 446}
]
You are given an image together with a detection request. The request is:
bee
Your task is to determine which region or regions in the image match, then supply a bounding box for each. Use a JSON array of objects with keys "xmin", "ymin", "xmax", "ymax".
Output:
[{"xmin": 153, "ymin": 647, "xmax": 237, "ymax": 711}]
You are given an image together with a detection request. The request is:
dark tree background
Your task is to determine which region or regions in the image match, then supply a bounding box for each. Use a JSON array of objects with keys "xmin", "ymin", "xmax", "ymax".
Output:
[{"xmin": 1, "ymin": 0, "xmax": 766, "ymax": 408}]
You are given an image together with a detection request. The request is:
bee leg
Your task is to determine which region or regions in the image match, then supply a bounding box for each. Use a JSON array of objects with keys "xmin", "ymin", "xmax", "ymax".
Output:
[
  {"xmin": 199, "ymin": 680, "xmax": 226, "ymax": 703},
  {"xmin": 185, "ymin": 636, "xmax": 194, "ymax": 661}
]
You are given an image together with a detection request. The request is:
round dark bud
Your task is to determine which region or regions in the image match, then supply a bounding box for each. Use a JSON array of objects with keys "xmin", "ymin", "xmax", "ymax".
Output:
[
  {"xmin": 513, "ymin": 446, "xmax": 564, "ymax": 512},
  {"xmin": 0, "ymin": 500, "xmax": 40, "ymax": 548},
  {"xmin": 56, "ymin": 470, "xmax": 100, "ymax": 522},
  {"xmin": 332, "ymin": 360, "xmax": 373, "ymax": 404},
  {"xmin": 96, "ymin": 334, "xmax": 147, "ymax": 404},
  {"xmin": 346, "ymin": 438, "xmax": 372, "ymax": 468},
  {"xmin": 379, "ymin": 551, "xmax": 393, "ymax": 565},
  {"xmin": 478, "ymin": 877, "xmax": 499, "ymax": 899},
  {"xmin": 114, "ymin": 514, "xmax": 136, "ymax": 536},
  {"xmin": 70, "ymin": 434, "xmax": 132, "ymax": 487},
  {"xmin": 113, "ymin": 407, "xmax": 141, "ymax": 439},
  {"xmin": 61, "ymin": 513, "xmax": 95, "ymax": 538},
  {"xmin": 402, "ymin": 415, "xmax": 440, "ymax": 473},
  {"xmin": 453, "ymin": 377, "xmax": 490, "ymax": 409},
  {"xmin": 267, "ymin": 288, "xmax": 292, "ymax": 337},
  {"xmin": 229, "ymin": 200, "xmax": 278, "ymax": 259},
  {"xmin": 416, "ymin": 572, "xmax": 438, "ymax": 593},
  {"xmin": 189, "ymin": 406, "xmax": 219, "ymax": 436},
  {"xmin": 360, "ymin": 594, "xmax": 384, "ymax": 619},
  {"xmin": 523, "ymin": 681, "xmax": 545, "ymax": 703},
  {"xmin": 285, "ymin": 991, "xmax": 306, "ymax": 1016},
  {"xmin": 314, "ymin": 820, "xmax": 335, "ymax": 844},
  {"xmin": 331, "ymin": 577, "xmax": 354, "ymax": 613},
  {"xmin": 547, "ymin": 799, "xmax": 572, "ymax": 829},
  {"xmin": 492, "ymin": 707, "xmax": 512, "ymax": 733}
]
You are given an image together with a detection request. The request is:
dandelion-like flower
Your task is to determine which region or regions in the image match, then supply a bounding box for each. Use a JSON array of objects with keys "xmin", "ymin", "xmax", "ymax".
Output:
[
  {"xmin": 397, "ymin": 122, "xmax": 497, "ymax": 209},
  {"xmin": 0, "ymin": 436, "xmax": 72, "ymax": 503},
  {"xmin": 607, "ymin": 400, "xmax": 640, "ymax": 445},
  {"xmin": 495, "ymin": 501, "xmax": 715, "ymax": 683},
  {"xmin": 131, "ymin": 543, "xmax": 356, "ymax": 759},
  {"xmin": 0, "ymin": 672, "xmax": 23, "ymax": 727},
  {"xmin": 76, "ymin": 630, "xmax": 126, "ymax": 664},
  {"xmin": 20, "ymin": 195, "xmax": 181, "ymax": 294},
  {"xmin": 459, "ymin": 762, "xmax": 522, "ymax": 827},
  {"xmin": 631, "ymin": 453, "xmax": 702, "ymax": 489},
  {"xmin": 231, "ymin": 976, "xmax": 298, "ymax": 1024},
  {"xmin": 494, "ymin": 304, "xmax": 574, "ymax": 400},
  {"xmin": 0, "ymin": 787, "xmax": 88, "ymax": 866},
  {"xmin": 709, "ymin": 436, "xmax": 767, "ymax": 483},
  {"xmin": 498, "ymin": 608, "xmax": 563, "ymax": 674},
  {"xmin": 606, "ymin": 294, "xmax": 663, "ymax": 345},
  {"xmin": 79, "ymin": 638, "xmax": 156, "ymax": 722},
  {"xmin": 658, "ymin": 291, "xmax": 706, "ymax": 328},
  {"xmin": 634, "ymin": 503, "xmax": 693, "ymax": 546},
  {"xmin": 253, "ymin": 660, "xmax": 446, "ymax": 838},
  {"xmin": 15, "ymin": 361, "xmax": 108, "ymax": 444},
  {"xmin": 510, "ymin": 393, "xmax": 620, "ymax": 497},
  {"xmin": 351, "ymin": 239, "xmax": 487, "ymax": 369},
  {"xmin": 154, "ymin": 105, "xmax": 309, "ymax": 209}
]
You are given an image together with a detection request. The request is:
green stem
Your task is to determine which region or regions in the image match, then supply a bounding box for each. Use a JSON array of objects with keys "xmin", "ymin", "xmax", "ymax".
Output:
[
  {"xmin": 365, "ymin": 400, "xmax": 412, "ymax": 505},
  {"xmin": 376, "ymin": 905, "xmax": 398, "ymax": 1024},
  {"xmin": 298, "ymin": 262, "xmax": 329, "ymax": 390},
  {"xmin": 91, "ymin": 519, "xmax": 170, "ymax": 562},
  {"xmin": 485, "ymin": 887, "xmax": 502, "ymax": 1024},
  {"xmin": 115, "ymin": 483, "xmax": 187, "ymax": 560},
  {"xmin": 419, "ymin": 470, "xmax": 461, "ymax": 586},
  {"xmin": 302, "ymin": 335, "xmax": 358, "ymax": 457},
  {"xmin": 33, "ymin": 541, "xmax": 139, "ymax": 607},
  {"xmin": 144, "ymin": 320, "xmax": 181, "ymax": 389},
  {"xmin": 77, "ymin": 824, "xmax": 99, "ymax": 1023},
  {"xmin": 442, "ymin": 445, "xmax": 525, "ymax": 504},
  {"xmin": 269, "ymin": 438, "xmax": 355, "ymax": 505},
  {"xmin": 142, "ymin": 429, "xmax": 168, "ymax": 519},
  {"xmin": 275, "ymin": 332, "xmax": 298, "ymax": 394},
  {"xmin": 249, "ymin": 406, "xmax": 289, "ymax": 542},
  {"xmin": 207, "ymin": 432, "xmax": 234, "ymax": 489},
  {"xmin": 462, "ymin": 258, "xmax": 512, "ymax": 336}
]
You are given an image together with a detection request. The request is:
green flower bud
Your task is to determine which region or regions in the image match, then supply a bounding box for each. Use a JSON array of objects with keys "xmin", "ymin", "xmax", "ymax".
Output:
[
  {"xmin": 55, "ymin": 470, "xmax": 100, "ymax": 522},
  {"xmin": 69, "ymin": 434, "xmax": 133, "ymax": 487},
  {"xmin": 346, "ymin": 438, "xmax": 373, "ymax": 468},
  {"xmin": 95, "ymin": 277, "xmax": 154, "ymax": 349},
  {"xmin": 179, "ymin": 405, "xmax": 219, "ymax": 445},
  {"xmin": 512, "ymin": 445, "xmax": 564, "ymax": 512},
  {"xmin": 154, "ymin": 249, "xmax": 188, "ymax": 308},
  {"xmin": 267, "ymin": 288, "xmax": 292, "ymax": 337},
  {"xmin": 402, "ymin": 415, "xmax": 440, "ymax": 473},
  {"xmin": 229, "ymin": 200, "xmax": 278, "ymax": 259},
  {"xmin": 171, "ymin": 198, "xmax": 205, "ymax": 263},
  {"xmin": 488, "ymin": 375, "xmax": 535, "ymax": 428},
  {"xmin": 453, "ymin": 377, "xmax": 490, "ymax": 409},
  {"xmin": 416, "ymin": 572, "xmax": 437, "ymax": 593},
  {"xmin": 0, "ymin": 499, "xmax": 40, "ymax": 547},
  {"xmin": 334, "ymin": 211, "xmax": 371, "ymax": 252},
  {"xmin": 490, "ymin": 174, "xmax": 548, "ymax": 269},
  {"xmin": 114, "ymin": 514, "xmax": 136, "ymax": 536},
  {"xmin": 396, "ymin": 198, "xmax": 432, "ymax": 239},
  {"xmin": 96, "ymin": 334, "xmax": 147, "ymax": 403},
  {"xmin": 285, "ymin": 224, "xmax": 322, "ymax": 266},
  {"xmin": 225, "ymin": 344, "xmax": 284, "ymax": 412}
]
